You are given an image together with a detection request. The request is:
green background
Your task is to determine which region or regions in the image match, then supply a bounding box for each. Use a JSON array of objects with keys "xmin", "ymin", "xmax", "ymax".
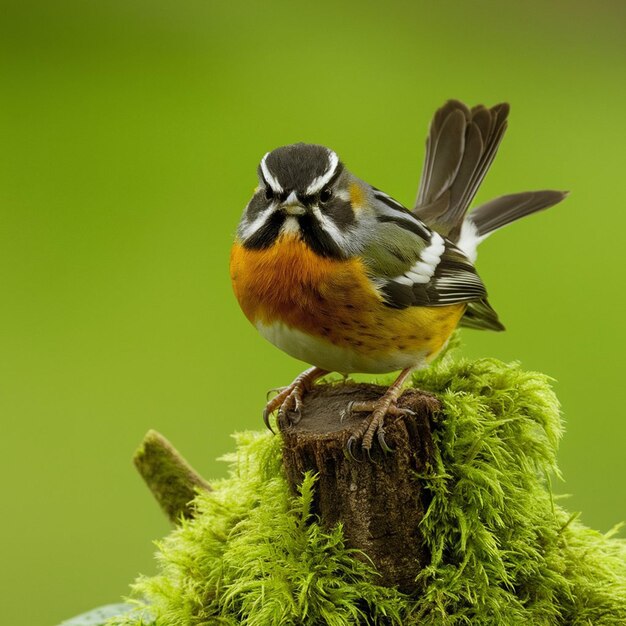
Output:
[{"xmin": 1, "ymin": 1, "xmax": 624, "ymax": 624}]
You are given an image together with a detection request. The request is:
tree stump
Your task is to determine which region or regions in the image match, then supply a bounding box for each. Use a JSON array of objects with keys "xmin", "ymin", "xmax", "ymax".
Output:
[{"xmin": 281, "ymin": 382, "xmax": 439, "ymax": 593}]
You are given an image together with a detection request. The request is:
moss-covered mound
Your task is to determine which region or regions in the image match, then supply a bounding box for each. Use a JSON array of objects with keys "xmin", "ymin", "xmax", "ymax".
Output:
[{"xmin": 111, "ymin": 357, "xmax": 626, "ymax": 625}]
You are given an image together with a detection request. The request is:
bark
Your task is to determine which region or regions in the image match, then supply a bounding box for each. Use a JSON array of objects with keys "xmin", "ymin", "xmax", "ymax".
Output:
[{"xmin": 281, "ymin": 382, "xmax": 439, "ymax": 593}]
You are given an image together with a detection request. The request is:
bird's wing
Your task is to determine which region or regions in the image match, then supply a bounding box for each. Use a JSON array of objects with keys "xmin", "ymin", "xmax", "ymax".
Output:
[{"xmin": 361, "ymin": 189, "xmax": 489, "ymax": 309}]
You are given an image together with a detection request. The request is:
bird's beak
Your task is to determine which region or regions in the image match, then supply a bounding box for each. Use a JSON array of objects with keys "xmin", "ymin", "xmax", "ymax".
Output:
[
  {"xmin": 284, "ymin": 204, "xmax": 306, "ymax": 216},
  {"xmin": 281, "ymin": 191, "xmax": 306, "ymax": 216}
]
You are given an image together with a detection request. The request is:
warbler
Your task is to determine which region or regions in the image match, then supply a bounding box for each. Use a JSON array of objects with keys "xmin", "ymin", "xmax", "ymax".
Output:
[{"xmin": 230, "ymin": 100, "xmax": 566, "ymax": 456}]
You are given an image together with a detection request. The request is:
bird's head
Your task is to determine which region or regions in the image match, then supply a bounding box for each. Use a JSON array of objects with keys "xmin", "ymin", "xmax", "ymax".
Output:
[{"xmin": 237, "ymin": 143, "xmax": 370, "ymax": 258}]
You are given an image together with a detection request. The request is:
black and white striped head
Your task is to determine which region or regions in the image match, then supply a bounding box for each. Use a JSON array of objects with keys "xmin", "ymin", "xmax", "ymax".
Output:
[{"xmin": 237, "ymin": 143, "xmax": 359, "ymax": 258}]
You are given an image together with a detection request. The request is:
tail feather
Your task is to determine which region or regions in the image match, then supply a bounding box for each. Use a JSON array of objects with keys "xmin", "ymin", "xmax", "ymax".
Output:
[
  {"xmin": 413, "ymin": 100, "xmax": 568, "ymax": 334},
  {"xmin": 459, "ymin": 298, "xmax": 505, "ymax": 332},
  {"xmin": 469, "ymin": 190, "xmax": 568, "ymax": 237},
  {"xmin": 413, "ymin": 100, "xmax": 510, "ymax": 241},
  {"xmin": 416, "ymin": 102, "xmax": 468, "ymax": 210}
]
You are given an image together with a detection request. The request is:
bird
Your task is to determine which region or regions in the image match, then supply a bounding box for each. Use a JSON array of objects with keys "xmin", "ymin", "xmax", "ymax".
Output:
[{"xmin": 229, "ymin": 99, "xmax": 567, "ymax": 458}]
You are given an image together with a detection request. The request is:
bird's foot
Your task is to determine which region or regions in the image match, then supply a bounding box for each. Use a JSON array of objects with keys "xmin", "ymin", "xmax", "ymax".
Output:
[
  {"xmin": 344, "ymin": 367, "xmax": 414, "ymax": 461},
  {"xmin": 345, "ymin": 400, "xmax": 415, "ymax": 461},
  {"xmin": 263, "ymin": 367, "xmax": 328, "ymax": 432}
]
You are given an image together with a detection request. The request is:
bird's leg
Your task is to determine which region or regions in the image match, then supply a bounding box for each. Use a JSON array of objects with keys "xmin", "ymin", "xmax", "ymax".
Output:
[
  {"xmin": 346, "ymin": 367, "xmax": 415, "ymax": 460},
  {"xmin": 263, "ymin": 367, "xmax": 329, "ymax": 432}
]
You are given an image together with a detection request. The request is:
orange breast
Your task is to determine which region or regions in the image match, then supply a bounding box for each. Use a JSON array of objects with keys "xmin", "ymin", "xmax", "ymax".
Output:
[
  {"xmin": 230, "ymin": 235, "xmax": 377, "ymax": 327},
  {"xmin": 230, "ymin": 235, "xmax": 465, "ymax": 363}
]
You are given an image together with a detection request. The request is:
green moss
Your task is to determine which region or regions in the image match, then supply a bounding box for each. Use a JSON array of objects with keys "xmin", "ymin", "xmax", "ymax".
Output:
[{"xmin": 110, "ymin": 356, "xmax": 626, "ymax": 625}]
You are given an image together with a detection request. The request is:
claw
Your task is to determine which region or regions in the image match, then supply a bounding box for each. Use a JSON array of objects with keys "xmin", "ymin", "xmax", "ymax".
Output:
[
  {"xmin": 341, "ymin": 399, "xmax": 370, "ymax": 423},
  {"xmin": 392, "ymin": 406, "xmax": 415, "ymax": 418},
  {"xmin": 377, "ymin": 428, "xmax": 393, "ymax": 454},
  {"xmin": 292, "ymin": 394, "xmax": 303, "ymax": 419},
  {"xmin": 282, "ymin": 406, "xmax": 301, "ymax": 427},
  {"xmin": 263, "ymin": 407, "xmax": 275, "ymax": 434},
  {"xmin": 266, "ymin": 386, "xmax": 285, "ymax": 401},
  {"xmin": 345, "ymin": 400, "xmax": 355, "ymax": 422},
  {"xmin": 289, "ymin": 408, "xmax": 302, "ymax": 425},
  {"xmin": 345, "ymin": 436, "xmax": 363, "ymax": 462}
]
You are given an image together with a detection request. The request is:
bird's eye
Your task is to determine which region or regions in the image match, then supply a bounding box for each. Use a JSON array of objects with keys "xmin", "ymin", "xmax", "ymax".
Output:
[
  {"xmin": 264, "ymin": 187, "xmax": 273, "ymax": 201},
  {"xmin": 319, "ymin": 188, "xmax": 332, "ymax": 203}
]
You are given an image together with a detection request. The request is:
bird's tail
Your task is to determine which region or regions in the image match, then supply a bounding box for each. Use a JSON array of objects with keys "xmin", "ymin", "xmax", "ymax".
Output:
[
  {"xmin": 457, "ymin": 190, "xmax": 568, "ymax": 262},
  {"xmin": 412, "ymin": 100, "xmax": 567, "ymax": 261}
]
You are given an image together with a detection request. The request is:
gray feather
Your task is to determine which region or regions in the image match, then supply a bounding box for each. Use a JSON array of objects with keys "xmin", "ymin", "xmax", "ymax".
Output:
[
  {"xmin": 417, "ymin": 100, "xmax": 470, "ymax": 206},
  {"xmin": 422, "ymin": 109, "xmax": 467, "ymax": 203},
  {"xmin": 414, "ymin": 100, "xmax": 509, "ymax": 241},
  {"xmin": 459, "ymin": 298, "xmax": 505, "ymax": 331},
  {"xmin": 469, "ymin": 190, "xmax": 568, "ymax": 237}
]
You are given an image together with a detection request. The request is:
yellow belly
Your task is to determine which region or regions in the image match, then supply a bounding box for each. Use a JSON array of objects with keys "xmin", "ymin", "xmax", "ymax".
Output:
[{"xmin": 230, "ymin": 236, "xmax": 465, "ymax": 373}]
